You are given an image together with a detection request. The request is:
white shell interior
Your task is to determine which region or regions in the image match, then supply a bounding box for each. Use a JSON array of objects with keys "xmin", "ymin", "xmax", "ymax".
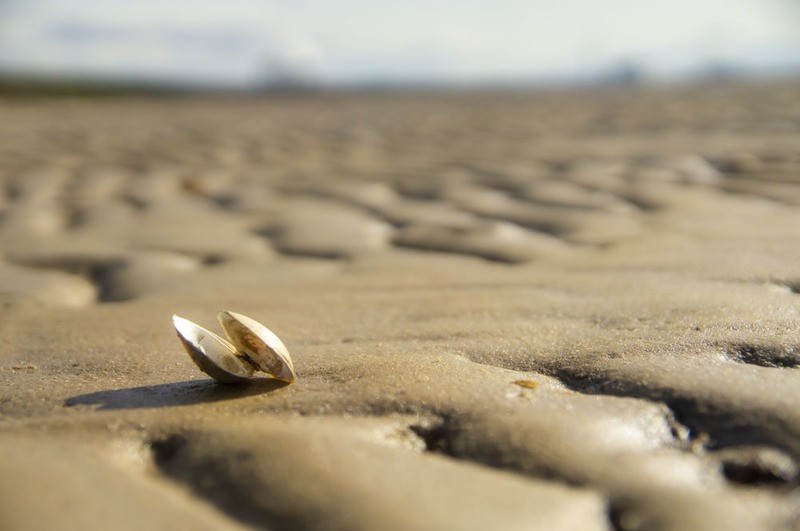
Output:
[{"xmin": 173, "ymin": 314, "xmax": 254, "ymax": 383}]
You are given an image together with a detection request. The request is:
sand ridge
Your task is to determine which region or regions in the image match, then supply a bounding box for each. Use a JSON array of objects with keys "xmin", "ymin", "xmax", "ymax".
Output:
[{"xmin": 1, "ymin": 82, "xmax": 800, "ymax": 530}]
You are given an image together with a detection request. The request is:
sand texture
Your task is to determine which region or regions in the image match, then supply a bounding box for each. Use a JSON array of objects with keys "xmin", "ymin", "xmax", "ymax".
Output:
[{"xmin": 1, "ymin": 82, "xmax": 800, "ymax": 530}]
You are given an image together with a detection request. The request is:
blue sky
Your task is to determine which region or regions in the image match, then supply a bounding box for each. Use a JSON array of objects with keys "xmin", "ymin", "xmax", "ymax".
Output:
[{"xmin": 0, "ymin": 0, "xmax": 798, "ymax": 87}]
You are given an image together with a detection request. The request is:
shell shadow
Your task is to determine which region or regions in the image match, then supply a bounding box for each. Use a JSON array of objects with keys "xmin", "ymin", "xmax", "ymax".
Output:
[{"xmin": 64, "ymin": 378, "xmax": 289, "ymax": 410}]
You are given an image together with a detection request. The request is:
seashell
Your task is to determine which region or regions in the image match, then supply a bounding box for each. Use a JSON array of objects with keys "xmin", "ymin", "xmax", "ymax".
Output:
[
  {"xmin": 173, "ymin": 311, "xmax": 296, "ymax": 384},
  {"xmin": 217, "ymin": 310, "xmax": 296, "ymax": 383},
  {"xmin": 173, "ymin": 315, "xmax": 254, "ymax": 383}
]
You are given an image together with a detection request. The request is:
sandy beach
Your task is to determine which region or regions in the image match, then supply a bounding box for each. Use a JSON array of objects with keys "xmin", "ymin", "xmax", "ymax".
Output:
[{"xmin": 1, "ymin": 81, "xmax": 800, "ymax": 530}]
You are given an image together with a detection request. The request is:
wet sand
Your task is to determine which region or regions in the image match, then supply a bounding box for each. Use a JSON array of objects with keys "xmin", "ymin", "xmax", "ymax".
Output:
[{"xmin": 1, "ymin": 81, "xmax": 800, "ymax": 530}]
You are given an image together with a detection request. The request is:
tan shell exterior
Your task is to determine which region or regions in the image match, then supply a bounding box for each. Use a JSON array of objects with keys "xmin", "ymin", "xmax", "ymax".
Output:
[{"xmin": 218, "ymin": 310, "xmax": 296, "ymax": 383}]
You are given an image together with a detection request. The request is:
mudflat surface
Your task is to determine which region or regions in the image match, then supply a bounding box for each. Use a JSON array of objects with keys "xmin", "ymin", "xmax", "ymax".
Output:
[{"xmin": 1, "ymin": 82, "xmax": 800, "ymax": 530}]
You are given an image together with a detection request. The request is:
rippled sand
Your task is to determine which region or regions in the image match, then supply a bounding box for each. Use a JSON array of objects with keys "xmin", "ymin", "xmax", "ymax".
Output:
[{"xmin": 2, "ymin": 82, "xmax": 800, "ymax": 530}]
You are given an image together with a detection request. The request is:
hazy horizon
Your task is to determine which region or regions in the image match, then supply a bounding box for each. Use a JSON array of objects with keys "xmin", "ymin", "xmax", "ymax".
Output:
[{"xmin": 1, "ymin": 0, "xmax": 798, "ymax": 89}]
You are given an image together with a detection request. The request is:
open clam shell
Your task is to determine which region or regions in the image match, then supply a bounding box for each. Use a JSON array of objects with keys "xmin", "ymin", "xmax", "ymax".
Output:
[
  {"xmin": 172, "ymin": 315, "xmax": 254, "ymax": 384},
  {"xmin": 218, "ymin": 310, "xmax": 296, "ymax": 383},
  {"xmin": 172, "ymin": 311, "xmax": 296, "ymax": 384}
]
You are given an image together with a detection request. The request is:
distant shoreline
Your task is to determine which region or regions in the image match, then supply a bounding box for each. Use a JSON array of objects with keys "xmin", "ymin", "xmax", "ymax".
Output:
[{"xmin": 2, "ymin": 70, "xmax": 798, "ymax": 98}]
